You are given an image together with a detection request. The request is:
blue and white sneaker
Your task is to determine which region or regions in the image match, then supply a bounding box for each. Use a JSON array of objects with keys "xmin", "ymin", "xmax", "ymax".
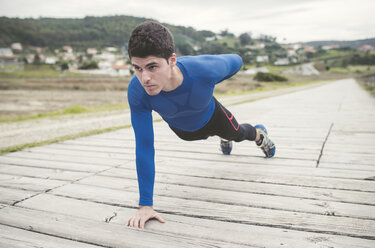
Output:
[
  {"xmin": 220, "ymin": 139, "xmax": 233, "ymax": 155},
  {"xmin": 254, "ymin": 124, "xmax": 276, "ymax": 158}
]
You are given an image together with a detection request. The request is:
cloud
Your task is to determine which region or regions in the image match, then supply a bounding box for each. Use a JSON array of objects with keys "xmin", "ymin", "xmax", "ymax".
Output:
[{"xmin": 0, "ymin": 0, "xmax": 374, "ymax": 42}]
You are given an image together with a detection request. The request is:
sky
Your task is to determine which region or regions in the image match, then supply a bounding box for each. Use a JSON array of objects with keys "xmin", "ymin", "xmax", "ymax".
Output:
[{"xmin": 0, "ymin": 0, "xmax": 374, "ymax": 43}]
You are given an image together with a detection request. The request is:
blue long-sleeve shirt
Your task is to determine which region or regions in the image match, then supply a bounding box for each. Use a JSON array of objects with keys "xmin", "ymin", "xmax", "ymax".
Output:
[{"xmin": 127, "ymin": 54, "xmax": 242, "ymax": 206}]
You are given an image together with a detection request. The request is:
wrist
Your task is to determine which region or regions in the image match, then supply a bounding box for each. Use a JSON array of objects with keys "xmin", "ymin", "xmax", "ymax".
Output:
[{"xmin": 139, "ymin": 205, "xmax": 153, "ymax": 209}]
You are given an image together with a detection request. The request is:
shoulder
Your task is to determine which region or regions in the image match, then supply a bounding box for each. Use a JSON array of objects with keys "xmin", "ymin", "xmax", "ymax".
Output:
[
  {"xmin": 127, "ymin": 76, "xmax": 149, "ymax": 108},
  {"xmin": 177, "ymin": 54, "xmax": 242, "ymax": 78}
]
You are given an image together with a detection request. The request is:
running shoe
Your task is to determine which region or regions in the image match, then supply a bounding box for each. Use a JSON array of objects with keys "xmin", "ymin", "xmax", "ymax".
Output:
[
  {"xmin": 220, "ymin": 139, "xmax": 233, "ymax": 155},
  {"xmin": 254, "ymin": 124, "xmax": 276, "ymax": 158}
]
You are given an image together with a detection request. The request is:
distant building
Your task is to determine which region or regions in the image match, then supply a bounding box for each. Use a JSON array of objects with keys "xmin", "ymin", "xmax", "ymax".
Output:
[
  {"xmin": 274, "ymin": 58, "xmax": 289, "ymax": 66},
  {"xmin": 94, "ymin": 52, "xmax": 116, "ymax": 62},
  {"xmin": 246, "ymin": 43, "xmax": 265, "ymax": 50},
  {"xmin": 62, "ymin": 46, "xmax": 73, "ymax": 53},
  {"xmin": 290, "ymin": 43, "xmax": 302, "ymax": 51},
  {"xmin": 256, "ymin": 55, "xmax": 269, "ymax": 63},
  {"xmin": 0, "ymin": 48, "xmax": 14, "ymax": 58},
  {"xmin": 205, "ymin": 36, "xmax": 216, "ymax": 42},
  {"xmin": 26, "ymin": 54, "xmax": 35, "ymax": 63},
  {"xmin": 112, "ymin": 64, "xmax": 130, "ymax": 76},
  {"xmin": 287, "ymin": 49, "xmax": 297, "ymax": 57},
  {"xmin": 105, "ymin": 47, "xmax": 118, "ymax": 53},
  {"xmin": 322, "ymin": 45, "xmax": 339, "ymax": 50},
  {"xmin": 45, "ymin": 57, "xmax": 57, "ymax": 65},
  {"xmin": 359, "ymin": 44, "xmax": 374, "ymax": 52},
  {"xmin": 303, "ymin": 45, "xmax": 315, "ymax": 53},
  {"xmin": 243, "ymin": 67, "xmax": 270, "ymax": 75},
  {"xmin": 87, "ymin": 48, "xmax": 97, "ymax": 55},
  {"xmin": 11, "ymin": 43, "xmax": 23, "ymax": 51}
]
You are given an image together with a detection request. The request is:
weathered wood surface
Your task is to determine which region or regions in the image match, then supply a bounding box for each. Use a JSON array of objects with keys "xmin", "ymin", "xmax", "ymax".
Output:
[{"xmin": 0, "ymin": 78, "xmax": 375, "ymax": 247}]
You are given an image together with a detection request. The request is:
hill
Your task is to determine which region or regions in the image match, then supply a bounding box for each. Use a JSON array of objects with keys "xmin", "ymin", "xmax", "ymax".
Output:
[
  {"xmin": 0, "ymin": 15, "xmax": 215, "ymax": 52},
  {"xmin": 304, "ymin": 38, "xmax": 375, "ymax": 49}
]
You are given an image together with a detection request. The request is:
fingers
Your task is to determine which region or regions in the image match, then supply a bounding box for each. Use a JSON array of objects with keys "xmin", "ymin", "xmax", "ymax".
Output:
[
  {"xmin": 126, "ymin": 209, "xmax": 165, "ymax": 229},
  {"xmin": 153, "ymin": 213, "xmax": 165, "ymax": 223},
  {"xmin": 139, "ymin": 217, "xmax": 147, "ymax": 229},
  {"xmin": 127, "ymin": 216, "xmax": 141, "ymax": 228}
]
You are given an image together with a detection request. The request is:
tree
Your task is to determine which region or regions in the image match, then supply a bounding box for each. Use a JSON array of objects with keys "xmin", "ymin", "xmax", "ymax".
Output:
[
  {"xmin": 33, "ymin": 53, "xmax": 41, "ymax": 65},
  {"xmin": 239, "ymin": 33, "xmax": 251, "ymax": 46}
]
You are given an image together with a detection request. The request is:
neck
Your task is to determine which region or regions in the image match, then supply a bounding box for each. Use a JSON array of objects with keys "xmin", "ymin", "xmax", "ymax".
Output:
[{"xmin": 165, "ymin": 65, "xmax": 183, "ymax": 91}]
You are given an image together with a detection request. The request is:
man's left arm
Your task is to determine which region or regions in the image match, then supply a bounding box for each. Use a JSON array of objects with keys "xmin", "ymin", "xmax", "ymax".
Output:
[{"xmin": 215, "ymin": 54, "xmax": 243, "ymax": 83}]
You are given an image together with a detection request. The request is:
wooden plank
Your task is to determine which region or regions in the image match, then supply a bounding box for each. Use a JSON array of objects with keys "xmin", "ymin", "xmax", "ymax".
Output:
[
  {"xmin": 14, "ymin": 145, "xmax": 375, "ymax": 182},
  {"xmin": 0, "ymin": 174, "xmax": 68, "ymax": 192},
  {"xmin": 320, "ymin": 153, "xmax": 375, "ymax": 165},
  {"xmin": 0, "ymin": 206, "xmax": 250, "ymax": 248},
  {"xmin": 58, "ymin": 137, "xmax": 323, "ymax": 159},
  {"xmin": 47, "ymin": 143, "xmax": 374, "ymax": 179},
  {"xmin": 114, "ymin": 159, "xmax": 375, "ymax": 192},
  {"xmin": 318, "ymin": 162, "xmax": 375, "ymax": 172},
  {"xmin": 0, "ymin": 186, "xmax": 38, "ymax": 205},
  {"xmin": 83, "ymin": 171, "xmax": 375, "ymax": 205},
  {"xmin": 0, "ymin": 164, "xmax": 90, "ymax": 181},
  {"xmin": 27, "ymin": 144, "xmax": 318, "ymax": 167},
  {"xmin": 49, "ymin": 183, "xmax": 375, "ymax": 239},
  {"xmin": 4, "ymin": 150, "xmax": 127, "ymax": 167},
  {"xmin": 0, "ymin": 224, "xmax": 104, "ymax": 248},
  {"xmin": 0, "ymin": 155, "xmax": 113, "ymax": 172},
  {"xmin": 16, "ymin": 193, "xmax": 375, "ymax": 248},
  {"xmin": 61, "ymin": 138, "xmax": 322, "ymax": 160},
  {"xmin": 77, "ymin": 174, "xmax": 375, "ymax": 220}
]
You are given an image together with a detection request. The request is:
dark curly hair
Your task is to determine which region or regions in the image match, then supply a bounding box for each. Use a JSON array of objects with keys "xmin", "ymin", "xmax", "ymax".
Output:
[{"xmin": 128, "ymin": 21, "xmax": 175, "ymax": 62}]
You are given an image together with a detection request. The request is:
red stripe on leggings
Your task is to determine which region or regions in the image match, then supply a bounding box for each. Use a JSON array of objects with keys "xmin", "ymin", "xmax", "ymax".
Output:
[{"xmin": 220, "ymin": 106, "xmax": 239, "ymax": 131}]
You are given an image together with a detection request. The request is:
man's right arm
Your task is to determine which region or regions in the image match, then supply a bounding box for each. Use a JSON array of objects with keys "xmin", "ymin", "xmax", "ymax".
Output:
[
  {"xmin": 128, "ymin": 86, "xmax": 165, "ymax": 228},
  {"xmin": 130, "ymin": 106, "xmax": 155, "ymax": 206}
]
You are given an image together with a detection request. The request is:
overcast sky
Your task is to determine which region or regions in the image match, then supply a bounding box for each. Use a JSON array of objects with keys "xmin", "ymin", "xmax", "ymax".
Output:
[{"xmin": 0, "ymin": 0, "xmax": 374, "ymax": 43}]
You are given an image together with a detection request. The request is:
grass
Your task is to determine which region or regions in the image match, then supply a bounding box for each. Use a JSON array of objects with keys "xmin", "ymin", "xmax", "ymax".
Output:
[
  {"xmin": 328, "ymin": 65, "xmax": 375, "ymax": 74},
  {"xmin": 0, "ymin": 103, "xmax": 129, "ymax": 123},
  {"xmin": 357, "ymin": 80, "xmax": 375, "ymax": 97},
  {"xmin": 0, "ymin": 64, "xmax": 84, "ymax": 78}
]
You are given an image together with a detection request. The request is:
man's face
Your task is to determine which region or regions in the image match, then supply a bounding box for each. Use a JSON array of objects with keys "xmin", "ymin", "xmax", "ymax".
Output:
[{"xmin": 131, "ymin": 56, "xmax": 173, "ymax": 96}]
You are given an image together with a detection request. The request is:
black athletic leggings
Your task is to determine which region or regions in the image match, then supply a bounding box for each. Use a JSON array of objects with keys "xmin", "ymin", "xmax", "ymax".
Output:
[{"xmin": 170, "ymin": 97, "xmax": 257, "ymax": 142}]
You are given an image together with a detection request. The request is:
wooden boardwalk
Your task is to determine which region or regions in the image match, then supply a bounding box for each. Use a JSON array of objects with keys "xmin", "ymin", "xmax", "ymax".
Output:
[{"xmin": 0, "ymin": 78, "xmax": 374, "ymax": 247}]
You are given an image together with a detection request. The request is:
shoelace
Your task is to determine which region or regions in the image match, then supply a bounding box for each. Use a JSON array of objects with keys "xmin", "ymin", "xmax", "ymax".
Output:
[{"xmin": 262, "ymin": 136, "xmax": 273, "ymax": 151}]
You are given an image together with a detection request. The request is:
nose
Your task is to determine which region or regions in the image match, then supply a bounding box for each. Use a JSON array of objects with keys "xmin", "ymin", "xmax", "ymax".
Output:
[{"xmin": 141, "ymin": 70, "xmax": 151, "ymax": 84}]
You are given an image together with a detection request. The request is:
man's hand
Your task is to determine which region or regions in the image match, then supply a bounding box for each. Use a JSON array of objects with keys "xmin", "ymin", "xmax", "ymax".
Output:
[{"xmin": 126, "ymin": 206, "xmax": 165, "ymax": 229}]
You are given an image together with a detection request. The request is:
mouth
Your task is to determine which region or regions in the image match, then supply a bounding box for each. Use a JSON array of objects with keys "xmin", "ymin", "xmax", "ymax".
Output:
[{"xmin": 144, "ymin": 84, "xmax": 156, "ymax": 90}]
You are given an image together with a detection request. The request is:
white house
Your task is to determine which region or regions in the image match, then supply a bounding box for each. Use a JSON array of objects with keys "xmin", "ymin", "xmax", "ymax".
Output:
[
  {"xmin": 256, "ymin": 55, "xmax": 269, "ymax": 63},
  {"xmin": 274, "ymin": 58, "xmax": 289, "ymax": 66},
  {"xmin": 45, "ymin": 57, "xmax": 57, "ymax": 64},
  {"xmin": 243, "ymin": 67, "xmax": 269, "ymax": 75},
  {"xmin": 0, "ymin": 48, "xmax": 14, "ymax": 58},
  {"xmin": 11, "ymin": 43, "xmax": 23, "ymax": 51},
  {"xmin": 87, "ymin": 48, "xmax": 98, "ymax": 55}
]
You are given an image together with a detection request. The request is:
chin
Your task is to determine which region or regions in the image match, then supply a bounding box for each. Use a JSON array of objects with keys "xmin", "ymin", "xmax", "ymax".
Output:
[{"xmin": 146, "ymin": 89, "xmax": 161, "ymax": 96}]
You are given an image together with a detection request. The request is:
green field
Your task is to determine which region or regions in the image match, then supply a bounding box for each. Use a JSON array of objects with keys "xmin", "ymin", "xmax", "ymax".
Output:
[{"xmin": 0, "ymin": 64, "xmax": 85, "ymax": 78}]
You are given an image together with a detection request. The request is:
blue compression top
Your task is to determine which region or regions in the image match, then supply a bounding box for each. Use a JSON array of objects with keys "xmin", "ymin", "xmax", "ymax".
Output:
[{"xmin": 127, "ymin": 54, "xmax": 242, "ymax": 206}]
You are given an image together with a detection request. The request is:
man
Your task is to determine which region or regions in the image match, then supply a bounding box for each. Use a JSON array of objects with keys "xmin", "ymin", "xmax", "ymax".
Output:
[{"xmin": 126, "ymin": 21, "xmax": 275, "ymax": 229}]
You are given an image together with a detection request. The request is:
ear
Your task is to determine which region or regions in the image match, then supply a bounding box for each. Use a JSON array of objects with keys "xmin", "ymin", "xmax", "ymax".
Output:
[{"xmin": 168, "ymin": 53, "xmax": 177, "ymax": 66}]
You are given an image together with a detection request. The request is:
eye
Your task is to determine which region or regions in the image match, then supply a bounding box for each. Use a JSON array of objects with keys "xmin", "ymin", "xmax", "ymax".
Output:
[
  {"xmin": 148, "ymin": 65, "xmax": 157, "ymax": 71},
  {"xmin": 134, "ymin": 66, "xmax": 142, "ymax": 72}
]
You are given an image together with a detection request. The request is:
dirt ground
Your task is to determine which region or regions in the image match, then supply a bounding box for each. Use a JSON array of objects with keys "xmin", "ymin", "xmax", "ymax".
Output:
[
  {"xmin": 0, "ymin": 77, "xmax": 130, "ymax": 116},
  {"xmin": 0, "ymin": 72, "xmax": 351, "ymax": 117}
]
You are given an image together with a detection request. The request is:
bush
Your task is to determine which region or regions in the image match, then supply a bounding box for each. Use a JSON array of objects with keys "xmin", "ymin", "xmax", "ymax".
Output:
[
  {"xmin": 253, "ymin": 72, "xmax": 288, "ymax": 82},
  {"xmin": 79, "ymin": 61, "xmax": 98, "ymax": 70}
]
